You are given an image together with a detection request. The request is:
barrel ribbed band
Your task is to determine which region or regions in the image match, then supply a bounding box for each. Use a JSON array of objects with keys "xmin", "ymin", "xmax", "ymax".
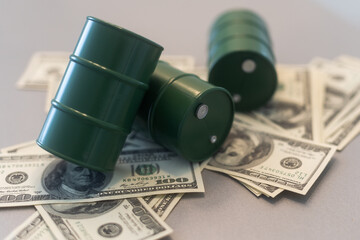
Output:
[
  {"xmin": 51, "ymin": 100, "xmax": 130, "ymax": 134},
  {"xmin": 70, "ymin": 54, "xmax": 149, "ymax": 91},
  {"xmin": 147, "ymin": 73, "xmax": 200, "ymax": 139}
]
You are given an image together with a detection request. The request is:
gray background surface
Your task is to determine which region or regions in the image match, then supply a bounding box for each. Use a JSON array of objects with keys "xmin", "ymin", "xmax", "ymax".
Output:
[{"xmin": 1, "ymin": 0, "xmax": 360, "ymax": 239}]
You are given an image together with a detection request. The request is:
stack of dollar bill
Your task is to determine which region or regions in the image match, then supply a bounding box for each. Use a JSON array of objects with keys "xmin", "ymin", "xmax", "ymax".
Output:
[{"xmin": 3, "ymin": 52, "xmax": 359, "ymax": 239}]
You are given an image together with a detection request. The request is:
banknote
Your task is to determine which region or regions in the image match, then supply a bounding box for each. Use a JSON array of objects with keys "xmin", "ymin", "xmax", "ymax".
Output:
[
  {"xmin": 149, "ymin": 159, "xmax": 210, "ymax": 219},
  {"xmin": 142, "ymin": 195, "xmax": 162, "ymax": 207},
  {"xmin": 235, "ymin": 112, "xmax": 285, "ymax": 133},
  {"xmin": 151, "ymin": 193, "xmax": 184, "ymax": 220},
  {"xmin": 336, "ymin": 55, "xmax": 360, "ymax": 69},
  {"xmin": 254, "ymin": 64, "xmax": 322, "ymax": 142},
  {"xmin": 325, "ymin": 104, "xmax": 360, "ymax": 150},
  {"xmin": 2, "ymin": 139, "xmax": 168, "ymax": 208},
  {"xmin": 1, "ymin": 140, "xmax": 48, "ymax": 155},
  {"xmin": 230, "ymin": 175, "xmax": 283, "ymax": 198},
  {"xmin": 215, "ymin": 116, "xmax": 284, "ymax": 198},
  {"xmin": 0, "ymin": 149, "xmax": 204, "ymax": 207},
  {"xmin": 45, "ymin": 70, "xmax": 63, "ymax": 112},
  {"xmin": 310, "ymin": 58, "xmax": 360, "ymax": 131},
  {"xmin": 144, "ymin": 194, "xmax": 169, "ymax": 208},
  {"xmin": 16, "ymin": 52, "xmax": 69, "ymax": 90},
  {"xmin": 205, "ymin": 121, "xmax": 336, "ymax": 195},
  {"xmin": 36, "ymin": 198, "xmax": 172, "ymax": 240},
  {"xmin": 240, "ymin": 182, "xmax": 263, "ymax": 197},
  {"xmin": 4, "ymin": 211, "xmax": 55, "ymax": 240}
]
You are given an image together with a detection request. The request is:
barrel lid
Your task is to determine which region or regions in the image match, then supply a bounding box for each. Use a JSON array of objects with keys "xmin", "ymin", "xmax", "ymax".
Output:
[
  {"xmin": 87, "ymin": 16, "xmax": 164, "ymax": 50},
  {"xmin": 176, "ymin": 87, "xmax": 234, "ymax": 161},
  {"xmin": 149, "ymin": 75, "xmax": 234, "ymax": 162},
  {"xmin": 211, "ymin": 9, "xmax": 268, "ymax": 34},
  {"xmin": 209, "ymin": 51, "xmax": 277, "ymax": 112}
]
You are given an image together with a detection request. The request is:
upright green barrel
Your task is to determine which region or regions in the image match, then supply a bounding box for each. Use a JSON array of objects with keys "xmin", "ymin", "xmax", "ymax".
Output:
[
  {"xmin": 210, "ymin": 9, "xmax": 269, "ymax": 36},
  {"xmin": 208, "ymin": 9, "xmax": 277, "ymax": 111},
  {"xmin": 37, "ymin": 16, "xmax": 163, "ymax": 171},
  {"xmin": 136, "ymin": 61, "xmax": 234, "ymax": 162}
]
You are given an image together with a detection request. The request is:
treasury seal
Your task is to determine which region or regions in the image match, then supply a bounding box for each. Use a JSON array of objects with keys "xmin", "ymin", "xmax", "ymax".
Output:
[
  {"xmin": 5, "ymin": 171, "xmax": 28, "ymax": 184},
  {"xmin": 280, "ymin": 157, "xmax": 302, "ymax": 169},
  {"xmin": 98, "ymin": 223, "xmax": 122, "ymax": 238}
]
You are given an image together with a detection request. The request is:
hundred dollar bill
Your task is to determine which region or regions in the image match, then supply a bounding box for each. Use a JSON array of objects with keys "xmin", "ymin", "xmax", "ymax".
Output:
[
  {"xmin": 310, "ymin": 58, "xmax": 360, "ymax": 131},
  {"xmin": 4, "ymin": 211, "xmax": 56, "ymax": 240},
  {"xmin": 149, "ymin": 159, "xmax": 210, "ymax": 219},
  {"xmin": 325, "ymin": 91, "xmax": 360, "ymax": 136},
  {"xmin": 152, "ymin": 193, "xmax": 184, "ymax": 220},
  {"xmin": 1, "ymin": 140, "xmax": 48, "ymax": 155},
  {"xmin": 45, "ymin": 69, "xmax": 63, "ymax": 112},
  {"xmin": 36, "ymin": 198, "xmax": 172, "ymax": 240},
  {"xmin": 336, "ymin": 55, "xmax": 360, "ymax": 69},
  {"xmin": 16, "ymin": 51, "xmax": 69, "ymax": 90},
  {"xmin": 325, "ymin": 104, "xmax": 360, "ymax": 150},
  {"xmin": 142, "ymin": 195, "xmax": 162, "ymax": 207},
  {"xmin": 254, "ymin": 64, "xmax": 322, "ymax": 142},
  {"xmin": 208, "ymin": 114, "xmax": 285, "ymax": 198},
  {"xmin": 240, "ymin": 182, "xmax": 263, "ymax": 197},
  {"xmin": 205, "ymin": 121, "xmax": 336, "ymax": 195},
  {"xmin": 230, "ymin": 175, "xmax": 283, "ymax": 198},
  {"xmin": 0, "ymin": 150, "xmax": 204, "ymax": 207},
  {"xmin": 235, "ymin": 112, "xmax": 285, "ymax": 133}
]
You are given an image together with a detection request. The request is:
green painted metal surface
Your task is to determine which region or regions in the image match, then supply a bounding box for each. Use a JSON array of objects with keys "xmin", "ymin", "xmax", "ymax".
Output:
[
  {"xmin": 37, "ymin": 16, "xmax": 163, "ymax": 171},
  {"xmin": 137, "ymin": 61, "xmax": 234, "ymax": 162},
  {"xmin": 208, "ymin": 9, "xmax": 277, "ymax": 112}
]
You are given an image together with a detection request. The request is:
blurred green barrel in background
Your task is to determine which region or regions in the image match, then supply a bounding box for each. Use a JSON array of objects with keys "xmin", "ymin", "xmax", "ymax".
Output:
[{"xmin": 208, "ymin": 9, "xmax": 277, "ymax": 112}]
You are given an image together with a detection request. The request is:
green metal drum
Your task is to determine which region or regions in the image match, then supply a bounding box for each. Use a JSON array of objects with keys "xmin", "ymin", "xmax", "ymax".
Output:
[
  {"xmin": 37, "ymin": 16, "xmax": 163, "ymax": 171},
  {"xmin": 208, "ymin": 9, "xmax": 277, "ymax": 112},
  {"xmin": 136, "ymin": 61, "xmax": 234, "ymax": 162},
  {"xmin": 209, "ymin": 23, "xmax": 272, "ymax": 51},
  {"xmin": 209, "ymin": 36, "xmax": 275, "ymax": 63},
  {"xmin": 211, "ymin": 9, "xmax": 268, "ymax": 35}
]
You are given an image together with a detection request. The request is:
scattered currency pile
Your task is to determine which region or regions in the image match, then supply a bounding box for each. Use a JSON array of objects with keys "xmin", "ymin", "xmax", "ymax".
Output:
[{"xmin": 2, "ymin": 52, "xmax": 360, "ymax": 239}]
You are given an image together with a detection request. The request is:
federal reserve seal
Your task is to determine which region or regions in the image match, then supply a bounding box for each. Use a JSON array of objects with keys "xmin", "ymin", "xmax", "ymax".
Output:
[
  {"xmin": 98, "ymin": 223, "xmax": 122, "ymax": 238},
  {"xmin": 280, "ymin": 157, "xmax": 302, "ymax": 169},
  {"xmin": 5, "ymin": 171, "xmax": 28, "ymax": 184}
]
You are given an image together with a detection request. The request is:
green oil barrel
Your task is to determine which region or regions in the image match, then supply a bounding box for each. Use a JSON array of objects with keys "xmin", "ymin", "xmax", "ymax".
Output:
[
  {"xmin": 211, "ymin": 9, "xmax": 268, "ymax": 35},
  {"xmin": 208, "ymin": 9, "xmax": 277, "ymax": 112},
  {"xmin": 136, "ymin": 61, "xmax": 234, "ymax": 162},
  {"xmin": 209, "ymin": 23, "xmax": 272, "ymax": 52},
  {"xmin": 37, "ymin": 16, "xmax": 163, "ymax": 171}
]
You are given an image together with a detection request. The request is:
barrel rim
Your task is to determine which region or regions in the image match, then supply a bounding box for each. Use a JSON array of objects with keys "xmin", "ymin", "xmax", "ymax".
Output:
[
  {"xmin": 176, "ymin": 86, "xmax": 235, "ymax": 162},
  {"xmin": 51, "ymin": 100, "xmax": 131, "ymax": 134},
  {"xmin": 147, "ymin": 72, "xmax": 200, "ymax": 139},
  {"xmin": 70, "ymin": 55, "xmax": 149, "ymax": 90},
  {"xmin": 87, "ymin": 16, "xmax": 164, "ymax": 50},
  {"xmin": 208, "ymin": 33, "xmax": 272, "ymax": 54}
]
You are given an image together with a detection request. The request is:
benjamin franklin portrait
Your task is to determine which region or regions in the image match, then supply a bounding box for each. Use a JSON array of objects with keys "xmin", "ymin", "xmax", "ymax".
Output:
[
  {"xmin": 259, "ymin": 101, "xmax": 310, "ymax": 129},
  {"xmin": 210, "ymin": 125, "xmax": 273, "ymax": 170},
  {"xmin": 42, "ymin": 160, "xmax": 112, "ymax": 199}
]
